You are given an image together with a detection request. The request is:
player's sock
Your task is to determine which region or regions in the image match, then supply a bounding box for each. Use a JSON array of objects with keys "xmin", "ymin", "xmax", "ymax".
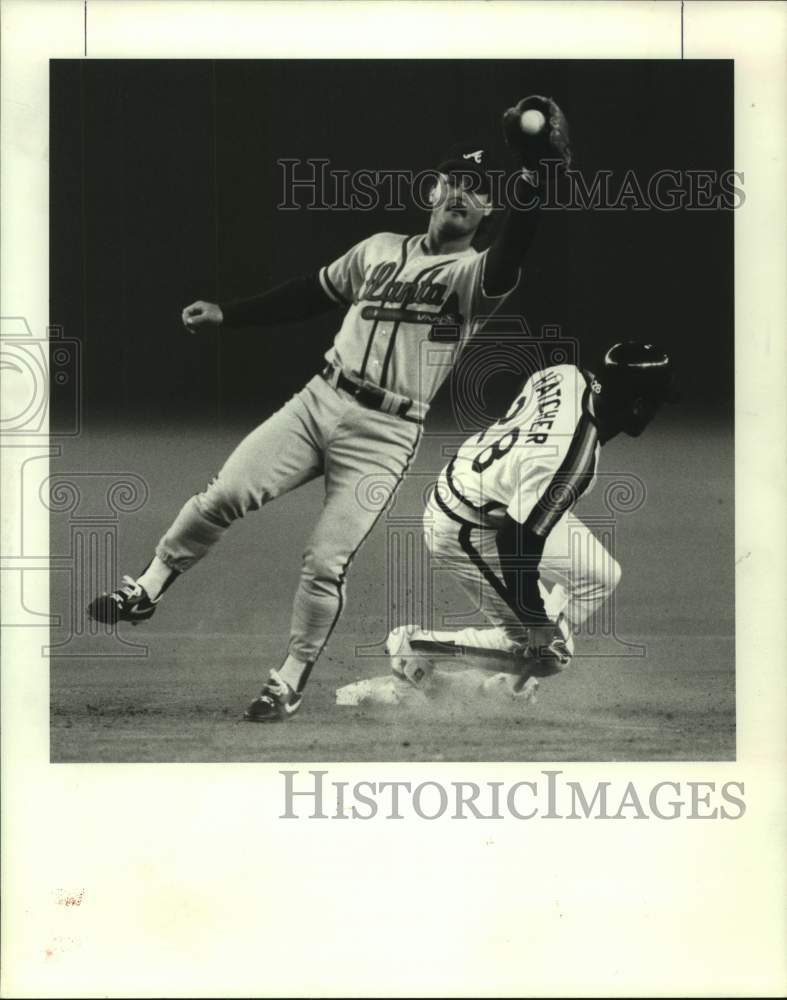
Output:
[
  {"xmin": 278, "ymin": 655, "xmax": 313, "ymax": 694},
  {"xmin": 137, "ymin": 556, "xmax": 178, "ymax": 601}
]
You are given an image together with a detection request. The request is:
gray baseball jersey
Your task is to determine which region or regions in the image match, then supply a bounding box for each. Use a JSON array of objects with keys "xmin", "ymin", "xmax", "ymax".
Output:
[{"xmin": 319, "ymin": 232, "xmax": 520, "ymax": 405}]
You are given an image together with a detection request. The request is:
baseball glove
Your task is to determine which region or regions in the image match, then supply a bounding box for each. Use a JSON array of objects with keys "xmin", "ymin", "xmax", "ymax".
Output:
[{"xmin": 501, "ymin": 95, "xmax": 572, "ymax": 172}]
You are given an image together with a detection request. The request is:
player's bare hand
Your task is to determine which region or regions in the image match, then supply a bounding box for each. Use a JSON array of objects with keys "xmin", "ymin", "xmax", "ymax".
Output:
[{"xmin": 182, "ymin": 300, "xmax": 223, "ymax": 332}]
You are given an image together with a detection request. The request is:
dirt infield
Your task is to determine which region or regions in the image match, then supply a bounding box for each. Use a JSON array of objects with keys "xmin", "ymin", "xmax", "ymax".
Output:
[{"xmin": 50, "ymin": 413, "xmax": 735, "ymax": 762}]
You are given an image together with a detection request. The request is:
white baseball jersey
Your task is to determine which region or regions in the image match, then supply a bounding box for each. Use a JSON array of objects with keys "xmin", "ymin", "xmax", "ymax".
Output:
[
  {"xmin": 438, "ymin": 363, "xmax": 600, "ymax": 535},
  {"xmin": 318, "ymin": 232, "xmax": 519, "ymax": 405}
]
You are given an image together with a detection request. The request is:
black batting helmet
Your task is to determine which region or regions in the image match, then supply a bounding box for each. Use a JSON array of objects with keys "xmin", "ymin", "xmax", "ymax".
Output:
[{"xmin": 601, "ymin": 341, "xmax": 679, "ymax": 403}]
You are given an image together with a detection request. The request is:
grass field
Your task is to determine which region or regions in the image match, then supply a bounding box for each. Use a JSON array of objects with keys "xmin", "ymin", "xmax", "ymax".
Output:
[{"xmin": 50, "ymin": 410, "xmax": 735, "ymax": 762}]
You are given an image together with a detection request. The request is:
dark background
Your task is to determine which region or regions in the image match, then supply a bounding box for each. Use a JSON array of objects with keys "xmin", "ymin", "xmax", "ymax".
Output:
[
  {"xmin": 49, "ymin": 60, "xmax": 735, "ymax": 761},
  {"xmin": 50, "ymin": 59, "xmax": 733, "ymax": 430}
]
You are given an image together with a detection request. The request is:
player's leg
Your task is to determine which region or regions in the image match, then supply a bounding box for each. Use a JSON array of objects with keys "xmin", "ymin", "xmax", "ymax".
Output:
[
  {"xmin": 419, "ymin": 509, "xmax": 621, "ymax": 682},
  {"xmin": 536, "ymin": 511, "xmax": 622, "ymax": 629},
  {"xmin": 390, "ymin": 489, "xmax": 575, "ymax": 688},
  {"xmin": 391, "ymin": 502, "xmax": 621, "ymax": 692},
  {"xmin": 153, "ymin": 392, "xmax": 326, "ymax": 573},
  {"xmin": 387, "ymin": 492, "xmax": 527, "ymax": 688},
  {"xmin": 245, "ymin": 405, "xmax": 421, "ymax": 719},
  {"xmin": 422, "ymin": 503, "xmax": 621, "ymax": 637},
  {"xmin": 289, "ymin": 411, "xmax": 421, "ymax": 675},
  {"xmin": 87, "ymin": 379, "xmax": 329, "ymax": 624},
  {"xmin": 421, "ymin": 506, "xmax": 621, "ymax": 658}
]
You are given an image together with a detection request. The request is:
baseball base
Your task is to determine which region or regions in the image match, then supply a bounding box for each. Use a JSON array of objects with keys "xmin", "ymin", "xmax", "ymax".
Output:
[{"xmin": 336, "ymin": 668, "xmax": 539, "ymax": 707}]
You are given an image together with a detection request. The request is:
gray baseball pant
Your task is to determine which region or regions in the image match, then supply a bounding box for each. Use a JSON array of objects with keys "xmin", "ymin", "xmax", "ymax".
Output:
[{"xmin": 155, "ymin": 374, "xmax": 421, "ymax": 663}]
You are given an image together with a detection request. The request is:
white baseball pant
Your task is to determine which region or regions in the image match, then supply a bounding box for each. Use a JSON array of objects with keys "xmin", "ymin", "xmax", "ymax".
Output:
[{"xmin": 421, "ymin": 486, "xmax": 621, "ymax": 653}]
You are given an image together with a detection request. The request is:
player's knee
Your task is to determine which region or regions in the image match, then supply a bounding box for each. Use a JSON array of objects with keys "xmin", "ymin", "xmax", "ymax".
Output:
[
  {"xmin": 591, "ymin": 556, "xmax": 622, "ymax": 600},
  {"xmin": 607, "ymin": 556, "xmax": 622, "ymax": 594},
  {"xmin": 422, "ymin": 495, "xmax": 453, "ymax": 558},
  {"xmin": 195, "ymin": 476, "xmax": 257, "ymax": 526},
  {"xmin": 303, "ymin": 545, "xmax": 343, "ymax": 589},
  {"xmin": 423, "ymin": 523, "xmax": 451, "ymax": 560},
  {"xmin": 422, "ymin": 511, "xmax": 435, "ymax": 554}
]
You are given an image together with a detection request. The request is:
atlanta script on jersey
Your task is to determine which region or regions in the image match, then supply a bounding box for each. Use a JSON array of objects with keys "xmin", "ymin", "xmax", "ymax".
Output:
[
  {"xmin": 318, "ymin": 233, "xmax": 520, "ymax": 406},
  {"xmin": 436, "ymin": 364, "xmax": 601, "ymax": 534}
]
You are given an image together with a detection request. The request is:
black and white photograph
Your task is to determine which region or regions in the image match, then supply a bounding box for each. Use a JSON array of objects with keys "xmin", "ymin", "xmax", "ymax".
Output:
[
  {"xmin": 2, "ymin": 2, "xmax": 785, "ymax": 997},
  {"xmin": 48, "ymin": 56, "xmax": 735, "ymax": 762}
]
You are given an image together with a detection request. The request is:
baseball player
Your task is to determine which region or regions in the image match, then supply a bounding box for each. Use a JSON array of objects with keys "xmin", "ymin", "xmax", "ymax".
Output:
[
  {"xmin": 87, "ymin": 95, "xmax": 572, "ymax": 721},
  {"xmin": 387, "ymin": 341, "xmax": 678, "ymax": 695}
]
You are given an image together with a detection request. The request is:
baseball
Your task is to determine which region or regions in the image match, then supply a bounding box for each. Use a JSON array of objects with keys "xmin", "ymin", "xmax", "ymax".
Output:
[{"xmin": 519, "ymin": 109, "xmax": 546, "ymax": 135}]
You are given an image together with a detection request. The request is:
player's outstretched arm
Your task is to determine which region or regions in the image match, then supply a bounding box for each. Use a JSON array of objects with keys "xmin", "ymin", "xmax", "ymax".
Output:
[
  {"xmin": 484, "ymin": 95, "xmax": 571, "ymax": 297},
  {"xmin": 182, "ymin": 273, "xmax": 338, "ymax": 333}
]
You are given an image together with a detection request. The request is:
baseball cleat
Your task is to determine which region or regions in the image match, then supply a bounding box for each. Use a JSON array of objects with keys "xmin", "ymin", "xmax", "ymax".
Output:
[
  {"xmin": 87, "ymin": 575, "xmax": 160, "ymax": 626},
  {"xmin": 243, "ymin": 669, "xmax": 303, "ymax": 722},
  {"xmin": 386, "ymin": 626, "xmax": 436, "ymax": 689}
]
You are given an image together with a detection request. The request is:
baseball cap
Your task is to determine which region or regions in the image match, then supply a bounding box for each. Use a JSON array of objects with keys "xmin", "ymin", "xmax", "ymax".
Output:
[
  {"xmin": 602, "ymin": 341, "xmax": 680, "ymax": 403},
  {"xmin": 435, "ymin": 140, "xmax": 496, "ymax": 195}
]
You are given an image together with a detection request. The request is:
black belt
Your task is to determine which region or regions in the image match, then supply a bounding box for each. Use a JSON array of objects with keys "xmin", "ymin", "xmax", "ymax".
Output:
[{"xmin": 322, "ymin": 364, "xmax": 421, "ymax": 422}]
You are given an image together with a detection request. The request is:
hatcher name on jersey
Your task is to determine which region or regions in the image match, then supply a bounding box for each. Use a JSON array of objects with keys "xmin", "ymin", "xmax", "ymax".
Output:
[{"xmin": 525, "ymin": 371, "xmax": 563, "ymax": 444}]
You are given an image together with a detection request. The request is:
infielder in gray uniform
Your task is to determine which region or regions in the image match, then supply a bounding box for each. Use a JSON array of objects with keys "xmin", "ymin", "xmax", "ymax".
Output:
[{"xmin": 88, "ymin": 95, "xmax": 571, "ymax": 721}]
